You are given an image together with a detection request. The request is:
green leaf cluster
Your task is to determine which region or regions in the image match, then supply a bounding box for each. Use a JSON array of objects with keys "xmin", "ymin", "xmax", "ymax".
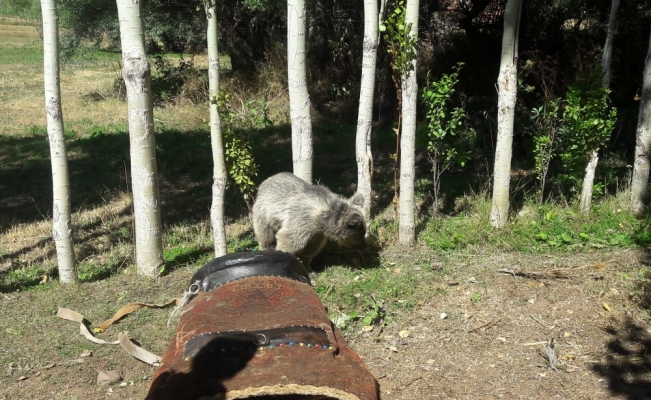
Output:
[
  {"xmin": 215, "ymin": 91, "xmax": 258, "ymax": 200},
  {"xmin": 421, "ymin": 62, "xmax": 476, "ymax": 169},
  {"xmin": 522, "ymin": 74, "xmax": 618, "ymax": 201},
  {"xmin": 560, "ymin": 82, "xmax": 617, "ymax": 177},
  {"xmin": 331, "ymin": 298, "xmax": 392, "ymax": 330},
  {"xmin": 380, "ymin": 0, "xmax": 417, "ymax": 76}
]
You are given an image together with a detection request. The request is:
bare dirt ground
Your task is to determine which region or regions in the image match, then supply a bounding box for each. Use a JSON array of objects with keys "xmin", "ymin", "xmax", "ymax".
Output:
[{"xmin": 2, "ymin": 246, "xmax": 650, "ymax": 400}]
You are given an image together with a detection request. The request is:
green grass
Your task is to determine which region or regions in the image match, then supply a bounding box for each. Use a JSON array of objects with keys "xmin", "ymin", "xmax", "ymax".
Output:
[
  {"xmin": 0, "ymin": 45, "xmax": 42, "ymax": 64},
  {"xmin": 313, "ymin": 262, "xmax": 438, "ymax": 331},
  {"xmin": 420, "ymin": 192, "xmax": 649, "ymax": 254}
]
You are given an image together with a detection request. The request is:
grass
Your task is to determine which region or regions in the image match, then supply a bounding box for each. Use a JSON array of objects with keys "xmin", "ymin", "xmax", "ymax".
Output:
[{"xmin": 420, "ymin": 189, "xmax": 650, "ymax": 254}]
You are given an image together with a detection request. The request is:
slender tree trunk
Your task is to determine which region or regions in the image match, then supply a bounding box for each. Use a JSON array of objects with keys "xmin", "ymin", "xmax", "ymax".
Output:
[
  {"xmin": 41, "ymin": 0, "xmax": 76, "ymax": 283},
  {"xmin": 601, "ymin": 0, "xmax": 620, "ymax": 89},
  {"xmin": 288, "ymin": 0, "xmax": 313, "ymax": 183},
  {"xmin": 116, "ymin": 0, "xmax": 164, "ymax": 278},
  {"xmin": 398, "ymin": 0, "xmax": 419, "ymax": 246},
  {"xmin": 206, "ymin": 1, "xmax": 228, "ymax": 256},
  {"xmin": 431, "ymin": 152, "xmax": 439, "ymax": 217},
  {"xmin": 355, "ymin": 0, "xmax": 379, "ymax": 232},
  {"xmin": 579, "ymin": 151, "xmax": 599, "ymax": 213},
  {"xmin": 581, "ymin": 0, "xmax": 619, "ymax": 213},
  {"xmin": 489, "ymin": 0, "xmax": 522, "ymax": 228},
  {"xmin": 631, "ymin": 28, "xmax": 651, "ymax": 218}
]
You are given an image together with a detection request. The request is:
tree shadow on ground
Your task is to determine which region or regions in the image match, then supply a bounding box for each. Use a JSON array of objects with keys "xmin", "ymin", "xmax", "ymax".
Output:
[
  {"xmin": 309, "ymin": 239, "xmax": 382, "ymax": 273},
  {"xmin": 1, "ymin": 119, "xmax": 483, "ymax": 290},
  {"xmin": 0, "ymin": 120, "xmax": 483, "ymax": 230},
  {"xmin": 591, "ymin": 318, "xmax": 651, "ymax": 400}
]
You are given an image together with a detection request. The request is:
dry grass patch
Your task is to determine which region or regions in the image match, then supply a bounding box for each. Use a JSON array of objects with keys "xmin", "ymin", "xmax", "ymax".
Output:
[
  {"xmin": 0, "ymin": 19, "xmax": 38, "ymax": 45},
  {"xmin": 0, "ymin": 191, "xmax": 135, "ymax": 284}
]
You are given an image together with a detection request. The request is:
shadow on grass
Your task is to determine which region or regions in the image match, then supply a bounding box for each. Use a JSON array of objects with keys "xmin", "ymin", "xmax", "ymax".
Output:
[
  {"xmin": 0, "ymin": 120, "xmax": 478, "ymax": 230},
  {"xmin": 0, "ymin": 121, "xmax": 392, "ymax": 228},
  {"xmin": 592, "ymin": 318, "xmax": 651, "ymax": 400},
  {"xmin": 0, "ymin": 119, "xmax": 482, "ymax": 290}
]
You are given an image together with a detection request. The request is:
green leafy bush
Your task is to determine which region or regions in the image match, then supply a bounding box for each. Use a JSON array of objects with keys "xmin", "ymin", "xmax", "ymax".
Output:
[
  {"xmin": 421, "ymin": 62, "xmax": 476, "ymax": 214},
  {"xmin": 559, "ymin": 80, "xmax": 617, "ymax": 193}
]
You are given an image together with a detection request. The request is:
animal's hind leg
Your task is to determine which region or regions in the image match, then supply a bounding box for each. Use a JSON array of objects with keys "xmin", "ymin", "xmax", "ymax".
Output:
[
  {"xmin": 253, "ymin": 218, "xmax": 277, "ymax": 250},
  {"xmin": 274, "ymin": 227, "xmax": 307, "ymax": 255}
]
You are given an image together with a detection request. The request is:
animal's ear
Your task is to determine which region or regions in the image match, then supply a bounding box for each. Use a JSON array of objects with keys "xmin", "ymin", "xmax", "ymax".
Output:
[{"xmin": 350, "ymin": 192, "xmax": 364, "ymax": 208}]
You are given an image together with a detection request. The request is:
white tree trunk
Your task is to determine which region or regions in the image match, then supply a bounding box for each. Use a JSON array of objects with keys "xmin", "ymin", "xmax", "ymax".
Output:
[
  {"xmin": 601, "ymin": 0, "xmax": 620, "ymax": 89},
  {"xmin": 398, "ymin": 0, "xmax": 420, "ymax": 246},
  {"xmin": 41, "ymin": 0, "xmax": 76, "ymax": 283},
  {"xmin": 206, "ymin": 1, "xmax": 228, "ymax": 257},
  {"xmin": 355, "ymin": 0, "xmax": 379, "ymax": 231},
  {"xmin": 288, "ymin": 0, "xmax": 313, "ymax": 183},
  {"xmin": 579, "ymin": 151, "xmax": 599, "ymax": 213},
  {"xmin": 116, "ymin": 0, "xmax": 164, "ymax": 278},
  {"xmin": 489, "ymin": 0, "xmax": 522, "ymax": 228},
  {"xmin": 631, "ymin": 28, "xmax": 651, "ymax": 217}
]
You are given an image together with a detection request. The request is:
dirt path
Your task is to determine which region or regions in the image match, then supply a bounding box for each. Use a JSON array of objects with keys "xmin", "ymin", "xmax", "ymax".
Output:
[{"xmin": 1, "ymin": 248, "xmax": 650, "ymax": 399}]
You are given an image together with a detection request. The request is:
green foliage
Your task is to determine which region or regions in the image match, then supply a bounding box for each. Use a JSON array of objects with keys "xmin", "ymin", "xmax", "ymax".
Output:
[
  {"xmin": 242, "ymin": 99, "xmax": 273, "ymax": 129},
  {"xmin": 77, "ymin": 263, "xmax": 112, "ymax": 282},
  {"xmin": 422, "ymin": 63, "xmax": 475, "ymax": 167},
  {"xmin": 242, "ymin": 0, "xmax": 284, "ymax": 16},
  {"xmin": 4, "ymin": 265, "xmax": 45, "ymax": 289},
  {"xmin": 559, "ymin": 81, "xmax": 617, "ymax": 187},
  {"xmin": 150, "ymin": 55, "xmax": 208, "ymax": 105},
  {"xmin": 64, "ymin": 128, "xmax": 77, "ymax": 139},
  {"xmin": 527, "ymin": 97, "xmax": 562, "ymax": 203},
  {"xmin": 361, "ymin": 298, "xmax": 392, "ymax": 326},
  {"xmin": 421, "ymin": 62, "xmax": 476, "ymax": 212},
  {"xmin": 88, "ymin": 124, "xmax": 109, "ymax": 138},
  {"xmin": 380, "ymin": 0, "xmax": 417, "ymax": 76},
  {"xmin": 421, "ymin": 194, "xmax": 648, "ymax": 253},
  {"xmin": 317, "ymin": 267, "xmax": 418, "ymax": 321},
  {"xmin": 215, "ymin": 91, "xmax": 258, "ymax": 201},
  {"xmin": 519, "ymin": 73, "xmax": 617, "ymax": 203},
  {"xmin": 331, "ymin": 298, "xmax": 392, "ymax": 329}
]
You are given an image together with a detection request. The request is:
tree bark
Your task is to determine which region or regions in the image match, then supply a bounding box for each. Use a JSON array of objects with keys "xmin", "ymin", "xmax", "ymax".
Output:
[
  {"xmin": 489, "ymin": 0, "xmax": 522, "ymax": 228},
  {"xmin": 398, "ymin": 0, "xmax": 420, "ymax": 246},
  {"xmin": 206, "ymin": 1, "xmax": 228, "ymax": 257},
  {"xmin": 288, "ymin": 0, "xmax": 313, "ymax": 183},
  {"xmin": 601, "ymin": 0, "xmax": 620, "ymax": 89},
  {"xmin": 41, "ymin": 0, "xmax": 76, "ymax": 283},
  {"xmin": 579, "ymin": 151, "xmax": 599, "ymax": 213},
  {"xmin": 355, "ymin": 0, "xmax": 379, "ymax": 233},
  {"xmin": 631, "ymin": 28, "xmax": 651, "ymax": 218},
  {"xmin": 116, "ymin": 0, "xmax": 164, "ymax": 278}
]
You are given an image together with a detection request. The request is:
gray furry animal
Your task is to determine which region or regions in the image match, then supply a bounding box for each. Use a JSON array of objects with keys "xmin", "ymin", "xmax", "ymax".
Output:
[{"xmin": 252, "ymin": 172, "xmax": 366, "ymax": 270}]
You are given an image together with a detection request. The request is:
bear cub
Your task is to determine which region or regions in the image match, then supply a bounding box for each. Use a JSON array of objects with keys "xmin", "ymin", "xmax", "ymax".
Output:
[{"xmin": 252, "ymin": 172, "xmax": 366, "ymax": 270}]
